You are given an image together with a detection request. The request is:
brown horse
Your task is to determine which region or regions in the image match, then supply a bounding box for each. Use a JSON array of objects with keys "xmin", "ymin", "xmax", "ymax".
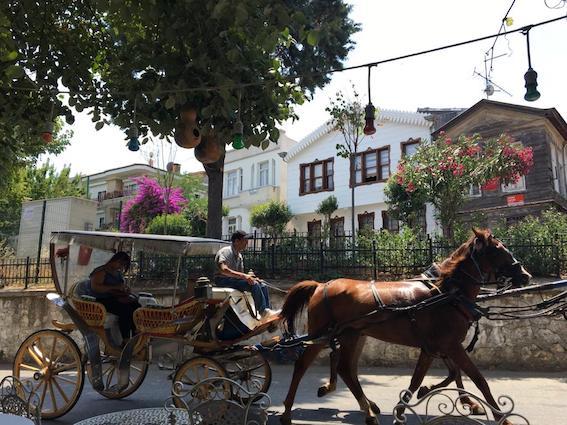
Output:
[{"xmin": 280, "ymin": 229, "xmax": 531, "ymax": 425}]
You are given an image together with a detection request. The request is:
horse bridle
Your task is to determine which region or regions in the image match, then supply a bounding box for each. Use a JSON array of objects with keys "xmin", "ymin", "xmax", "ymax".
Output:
[{"xmin": 462, "ymin": 238, "xmax": 523, "ymax": 286}]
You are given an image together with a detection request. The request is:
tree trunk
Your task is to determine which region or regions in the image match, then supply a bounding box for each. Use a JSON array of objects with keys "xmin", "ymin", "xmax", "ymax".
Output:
[{"xmin": 204, "ymin": 155, "xmax": 225, "ymax": 239}]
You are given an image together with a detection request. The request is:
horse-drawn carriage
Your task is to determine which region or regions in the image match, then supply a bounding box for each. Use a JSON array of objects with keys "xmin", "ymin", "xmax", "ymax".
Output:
[
  {"xmin": 11, "ymin": 229, "xmax": 567, "ymax": 424},
  {"xmin": 12, "ymin": 230, "xmax": 280, "ymax": 419}
]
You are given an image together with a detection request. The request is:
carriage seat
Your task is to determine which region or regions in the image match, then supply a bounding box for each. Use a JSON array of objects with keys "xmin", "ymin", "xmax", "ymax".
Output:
[
  {"xmin": 209, "ymin": 287, "xmax": 259, "ymax": 327},
  {"xmin": 70, "ymin": 279, "xmax": 119, "ymax": 329}
]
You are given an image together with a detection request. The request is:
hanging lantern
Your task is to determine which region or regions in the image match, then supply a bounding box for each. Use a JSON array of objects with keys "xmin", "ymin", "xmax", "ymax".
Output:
[
  {"xmin": 174, "ymin": 107, "xmax": 201, "ymax": 149},
  {"xmin": 363, "ymin": 66, "xmax": 377, "ymax": 135},
  {"xmin": 127, "ymin": 125, "xmax": 140, "ymax": 151},
  {"xmin": 232, "ymin": 120, "xmax": 244, "ymax": 149},
  {"xmin": 522, "ymin": 27, "xmax": 540, "ymax": 102},
  {"xmin": 40, "ymin": 122, "xmax": 54, "ymax": 143}
]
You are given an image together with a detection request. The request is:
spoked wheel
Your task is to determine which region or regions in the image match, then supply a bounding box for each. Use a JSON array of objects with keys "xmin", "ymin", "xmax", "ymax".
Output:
[
  {"xmin": 172, "ymin": 357, "xmax": 230, "ymax": 408},
  {"xmin": 222, "ymin": 350, "xmax": 272, "ymax": 402},
  {"xmin": 86, "ymin": 343, "xmax": 148, "ymax": 399},
  {"xmin": 13, "ymin": 329, "xmax": 84, "ymax": 419}
]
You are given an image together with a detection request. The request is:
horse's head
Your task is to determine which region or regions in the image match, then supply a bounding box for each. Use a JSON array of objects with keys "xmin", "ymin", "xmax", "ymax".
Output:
[{"xmin": 471, "ymin": 228, "xmax": 531, "ymax": 287}]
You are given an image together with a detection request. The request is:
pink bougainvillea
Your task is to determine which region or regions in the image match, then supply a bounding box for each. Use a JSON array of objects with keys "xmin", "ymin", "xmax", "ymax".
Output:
[{"xmin": 120, "ymin": 176, "xmax": 187, "ymax": 233}]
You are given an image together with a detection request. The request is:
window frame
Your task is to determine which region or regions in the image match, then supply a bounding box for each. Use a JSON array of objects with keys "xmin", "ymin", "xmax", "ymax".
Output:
[
  {"xmin": 501, "ymin": 175, "xmax": 526, "ymax": 193},
  {"xmin": 257, "ymin": 160, "xmax": 270, "ymax": 187},
  {"xmin": 226, "ymin": 170, "xmax": 239, "ymax": 197},
  {"xmin": 299, "ymin": 158, "xmax": 334, "ymax": 195},
  {"xmin": 381, "ymin": 210, "xmax": 400, "ymax": 233},
  {"xmin": 351, "ymin": 146, "xmax": 391, "ymax": 187},
  {"xmin": 401, "ymin": 138, "xmax": 421, "ymax": 157},
  {"xmin": 329, "ymin": 216, "xmax": 345, "ymax": 237},
  {"xmin": 227, "ymin": 217, "xmax": 237, "ymax": 234},
  {"xmin": 357, "ymin": 211, "xmax": 375, "ymax": 231}
]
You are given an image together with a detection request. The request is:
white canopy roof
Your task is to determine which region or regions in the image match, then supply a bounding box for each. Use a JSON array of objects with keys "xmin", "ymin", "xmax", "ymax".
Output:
[{"xmin": 50, "ymin": 230, "xmax": 229, "ymax": 256}]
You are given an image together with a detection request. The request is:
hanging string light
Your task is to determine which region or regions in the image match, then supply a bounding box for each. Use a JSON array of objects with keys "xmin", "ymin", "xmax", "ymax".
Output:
[
  {"xmin": 522, "ymin": 26, "xmax": 541, "ymax": 102},
  {"xmin": 40, "ymin": 101, "xmax": 55, "ymax": 143},
  {"xmin": 363, "ymin": 65, "xmax": 376, "ymax": 136},
  {"xmin": 232, "ymin": 90, "xmax": 244, "ymax": 149},
  {"xmin": 127, "ymin": 96, "xmax": 140, "ymax": 151}
]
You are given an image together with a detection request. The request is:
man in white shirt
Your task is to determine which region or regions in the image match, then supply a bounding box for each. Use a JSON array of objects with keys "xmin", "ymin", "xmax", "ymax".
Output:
[{"xmin": 214, "ymin": 230, "xmax": 278, "ymax": 319}]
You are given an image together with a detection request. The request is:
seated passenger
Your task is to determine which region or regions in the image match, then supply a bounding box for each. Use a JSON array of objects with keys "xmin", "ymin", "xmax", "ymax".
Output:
[
  {"xmin": 86, "ymin": 252, "xmax": 140, "ymax": 339},
  {"xmin": 214, "ymin": 231, "xmax": 279, "ymax": 320}
]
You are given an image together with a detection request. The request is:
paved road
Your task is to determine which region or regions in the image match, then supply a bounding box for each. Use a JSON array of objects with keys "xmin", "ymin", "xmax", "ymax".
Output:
[{"xmin": 1, "ymin": 363, "xmax": 565, "ymax": 424}]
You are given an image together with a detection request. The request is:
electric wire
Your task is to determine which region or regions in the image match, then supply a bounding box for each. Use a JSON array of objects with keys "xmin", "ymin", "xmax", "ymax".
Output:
[{"xmin": 1, "ymin": 15, "xmax": 565, "ymax": 98}]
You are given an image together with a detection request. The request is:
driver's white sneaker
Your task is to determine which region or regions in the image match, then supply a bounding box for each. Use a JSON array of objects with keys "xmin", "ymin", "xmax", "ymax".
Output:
[{"xmin": 260, "ymin": 308, "xmax": 281, "ymax": 319}]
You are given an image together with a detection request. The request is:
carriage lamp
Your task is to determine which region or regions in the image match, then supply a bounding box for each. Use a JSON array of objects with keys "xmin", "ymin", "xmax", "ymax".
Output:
[
  {"xmin": 363, "ymin": 65, "xmax": 376, "ymax": 135},
  {"xmin": 127, "ymin": 125, "xmax": 140, "ymax": 151},
  {"xmin": 522, "ymin": 27, "xmax": 540, "ymax": 102},
  {"xmin": 232, "ymin": 119, "xmax": 244, "ymax": 149},
  {"xmin": 40, "ymin": 121, "xmax": 54, "ymax": 143}
]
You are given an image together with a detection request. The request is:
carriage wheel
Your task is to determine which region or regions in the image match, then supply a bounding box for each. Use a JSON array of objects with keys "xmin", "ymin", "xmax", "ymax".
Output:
[
  {"xmin": 13, "ymin": 329, "xmax": 84, "ymax": 419},
  {"xmin": 172, "ymin": 357, "xmax": 230, "ymax": 408},
  {"xmin": 222, "ymin": 350, "xmax": 272, "ymax": 403},
  {"xmin": 86, "ymin": 343, "xmax": 148, "ymax": 399}
]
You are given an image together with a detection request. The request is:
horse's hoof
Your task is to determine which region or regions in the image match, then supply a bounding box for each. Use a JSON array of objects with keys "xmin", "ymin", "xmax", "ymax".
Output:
[
  {"xmin": 365, "ymin": 416, "xmax": 380, "ymax": 425},
  {"xmin": 280, "ymin": 415, "xmax": 292, "ymax": 425},
  {"xmin": 417, "ymin": 385, "xmax": 429, "ymax": 399},
  {"xmin": 317, "ymin": 385, "xmax": 328, "ymax": 397},
  {"xmin": 470, "ymin": 403, "xmax": 486, "ymax": 416},
  {"xmin": 369, "ymin": 401, "xmax": 381, "ymax": 415}
]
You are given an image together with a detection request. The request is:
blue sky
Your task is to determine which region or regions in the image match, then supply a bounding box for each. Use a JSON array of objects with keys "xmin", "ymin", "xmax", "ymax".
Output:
[{"xmin": 42, "ymin": 0, "xmax": 567, "ymax": 176}]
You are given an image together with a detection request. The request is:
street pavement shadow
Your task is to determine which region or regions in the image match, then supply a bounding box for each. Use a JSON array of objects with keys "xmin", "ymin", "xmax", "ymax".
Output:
[{"xmin": 266, "ymin": 408, "xmax": 424, "ymax": 424}]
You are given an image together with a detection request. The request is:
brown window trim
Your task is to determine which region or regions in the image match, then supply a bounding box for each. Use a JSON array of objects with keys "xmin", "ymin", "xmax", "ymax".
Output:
[
  {"xmin": 357, "ymin": 211, "xmax": 375, "ymax": 230},
  {"xmin": 330, "ymin": 216, "xmax": 345, "ymax": 236},
  {"xmin": 401, "ymin": 137, "xmax": 421, "ymax": 157},
  {"xmin": 350, "ymin": 146, "xmax": 391, "ymax": 188},
  {"xmin": 299, "ymin": 157, "xmax": 334, "ymax": 196},
  {"xmin": 381, "ymin": 210, "xmax": 400, "ymax": 233}
]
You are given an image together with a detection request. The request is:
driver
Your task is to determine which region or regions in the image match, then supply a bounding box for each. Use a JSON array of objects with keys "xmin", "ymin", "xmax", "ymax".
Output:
[{"xmin": 214, "ymin": 231, "xmax": 279, "ymax": 320}]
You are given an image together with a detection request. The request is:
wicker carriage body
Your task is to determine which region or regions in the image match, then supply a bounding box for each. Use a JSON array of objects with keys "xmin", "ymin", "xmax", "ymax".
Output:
[{"xmin": 134, "ymin": 299, "xmax": 205, "ymax": 336}]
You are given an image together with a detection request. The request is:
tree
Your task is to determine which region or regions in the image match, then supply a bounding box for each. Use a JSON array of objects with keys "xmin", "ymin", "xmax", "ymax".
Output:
[
  {"xmin": 120, "ymin": 176, "xmax": 186, "ymax": 233},
  {"xmin": 326, "ymin": 87, "xmax": 369, "ymax": 244},
  {"xmin": 0, "ymin": 161, "xmax": 84, "ymax": 238},
  {"xmin": 1, "ymin": 1, "xmax": 359, "ymax": 238},
  {"xmin": 250, "ymin": 201, "xmax": 293, "ymax": 239},
  {"xmin": 145, "ymin": 213, "xmax": 191, "ymax": 236},
  {"xmin": 385, "ymin": 132, "xmax": 534, "ymax": 239},
  {"xmin": 316, "ymin": 195, "xmax": 338, "ymax": 242},
  {"xmin": 183, "ymin": 198, "xmax": 229, "ymax": 237}
]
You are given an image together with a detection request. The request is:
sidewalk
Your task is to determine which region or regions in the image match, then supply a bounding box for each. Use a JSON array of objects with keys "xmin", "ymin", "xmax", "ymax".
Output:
[{"xmin": 1, "ymin": 363, "xmax": 565, "ymax": 424}]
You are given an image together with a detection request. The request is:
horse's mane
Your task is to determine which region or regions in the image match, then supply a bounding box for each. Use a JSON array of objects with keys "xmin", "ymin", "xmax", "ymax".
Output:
[{"xmin": 435, "ymin": 233, "xmax": 478, "ymax": 290}]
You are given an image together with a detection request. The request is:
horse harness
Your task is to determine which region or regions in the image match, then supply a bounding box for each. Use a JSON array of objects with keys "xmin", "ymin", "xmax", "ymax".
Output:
[{"xmin": 321, "ymin": 270, "xmax": 485, "ymax": 356}]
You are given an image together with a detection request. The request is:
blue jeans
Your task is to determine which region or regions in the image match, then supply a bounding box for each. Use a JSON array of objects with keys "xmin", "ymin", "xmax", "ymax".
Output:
[{"xmin": 214, "ymin": 276, "xmax": 271, "ymax": 313}]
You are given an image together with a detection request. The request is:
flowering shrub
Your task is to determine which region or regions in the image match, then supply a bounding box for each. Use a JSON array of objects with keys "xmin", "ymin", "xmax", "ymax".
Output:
[
  {"xmin": 385, "ymin": 132, "xmax": 533, "ymax": 238},
  {"xmin": 120, "ymin": 176, "xmax": 187, "ymax": 233}
]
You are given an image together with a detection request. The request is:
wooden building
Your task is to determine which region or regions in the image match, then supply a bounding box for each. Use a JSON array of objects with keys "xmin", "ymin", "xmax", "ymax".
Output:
[{"xmin": 432, "ymin": 99, "xmax": 567, "ymax": 228}]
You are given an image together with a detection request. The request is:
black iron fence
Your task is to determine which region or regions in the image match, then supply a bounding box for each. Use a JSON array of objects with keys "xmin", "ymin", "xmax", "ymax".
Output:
[
  {"xmin": 0, "ymin": 257, "xmax": 52, "ymax": 288},
  {"xmin": 1, "ymin": 233, "xmax": 565, "ymax": 289}
]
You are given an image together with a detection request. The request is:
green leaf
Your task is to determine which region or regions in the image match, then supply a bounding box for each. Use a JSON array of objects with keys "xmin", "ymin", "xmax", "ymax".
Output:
[
  {"xmin": 1, "ymin": 51, "xmax": 18, "ymax": 62},
  {"xmin": 95, "ymin": 121, "xmax": 104, "ymax": 130},
  {"xmin": 307, "ymin": 30, "xmax": 320, "ymax": 46},
  {"xmin": 165, "ymin": 95, "xmax": 176, "ymax": 109}
]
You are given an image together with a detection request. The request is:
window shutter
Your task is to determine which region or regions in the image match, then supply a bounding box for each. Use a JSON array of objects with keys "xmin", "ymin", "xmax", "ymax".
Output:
[
  {"xmin": 238, "ymin": 168, "xmax": 243, "ymax": 192},
  {"xmin": 271, "ymin": 159, "xmax": 276, "ymax": 185},
  {"xmin": 250, "ymin": 164, "xmax": 255, "ymax": 189}
]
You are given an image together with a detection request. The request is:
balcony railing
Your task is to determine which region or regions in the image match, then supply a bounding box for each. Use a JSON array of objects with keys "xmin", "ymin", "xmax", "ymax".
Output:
[{"xmin": 96, "ymin": 189, "xmax": 137, "ymax": 203}]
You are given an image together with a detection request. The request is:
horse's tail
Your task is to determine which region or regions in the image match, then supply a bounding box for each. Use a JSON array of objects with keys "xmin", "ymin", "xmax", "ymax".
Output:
[{"xmin": 281, "ymin": 280, "xmax": 320, "ymax": 334}]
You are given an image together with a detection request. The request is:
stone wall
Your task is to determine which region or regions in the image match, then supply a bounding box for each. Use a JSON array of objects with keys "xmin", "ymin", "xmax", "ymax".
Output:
[{"xmin": 0, "ymin": 288, "xmax": 565, "ymax": 371}]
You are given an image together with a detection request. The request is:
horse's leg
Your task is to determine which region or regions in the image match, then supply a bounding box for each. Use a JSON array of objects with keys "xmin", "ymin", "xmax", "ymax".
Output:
[
  {"xmin": 335, "ymin": 333, "xmax": 379, "ymax": 425},
  {"xmin": 417, "ymin": 356, "xmax": 457, "ymax": 399},
  {"xmin": 447, "ymin": 345, "xmax": 511, "ymax": 425},
  {"xmin": 453, "ymin": 362, "xmax": 486, "ymax": 415},
  {"xmin": 281, "ymin": 344, "xmax": 324, "ymax": 425},
  {"xmin": 317, "ymin": 346, "xmax": 339, "ymax": 397}
]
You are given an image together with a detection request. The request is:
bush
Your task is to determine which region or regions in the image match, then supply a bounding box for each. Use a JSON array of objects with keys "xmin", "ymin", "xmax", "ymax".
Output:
[
  {"xmin": 145, "ymin": 214, "xmax": 191, "ymax": 236},
  {"xmin": 250, "ymin": 201, "xmax": 293, "ymax": 238}
]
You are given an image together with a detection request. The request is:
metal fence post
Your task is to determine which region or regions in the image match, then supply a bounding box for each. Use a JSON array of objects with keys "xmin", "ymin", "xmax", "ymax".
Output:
[
  {"xmin": 24, "ymin": 256, "xmax": 30, "ymax": 289},
  {"xmin": 271, "ymin": 243, "xmax": 276, "ymax": 276},
  {"xmin": 428, "ymin": 235, "xmax": 433, "ymax": 264},
  {"xmin": 554, "ymin": 233, "xmax": 561, "ymax": 278},
  {"xmin": 319, "ymin": 241, "xmax": 324, "ymax": 275},
  {"xmin": 372, "ymin": 239, "xmax": 377, "ymax": 280}
]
